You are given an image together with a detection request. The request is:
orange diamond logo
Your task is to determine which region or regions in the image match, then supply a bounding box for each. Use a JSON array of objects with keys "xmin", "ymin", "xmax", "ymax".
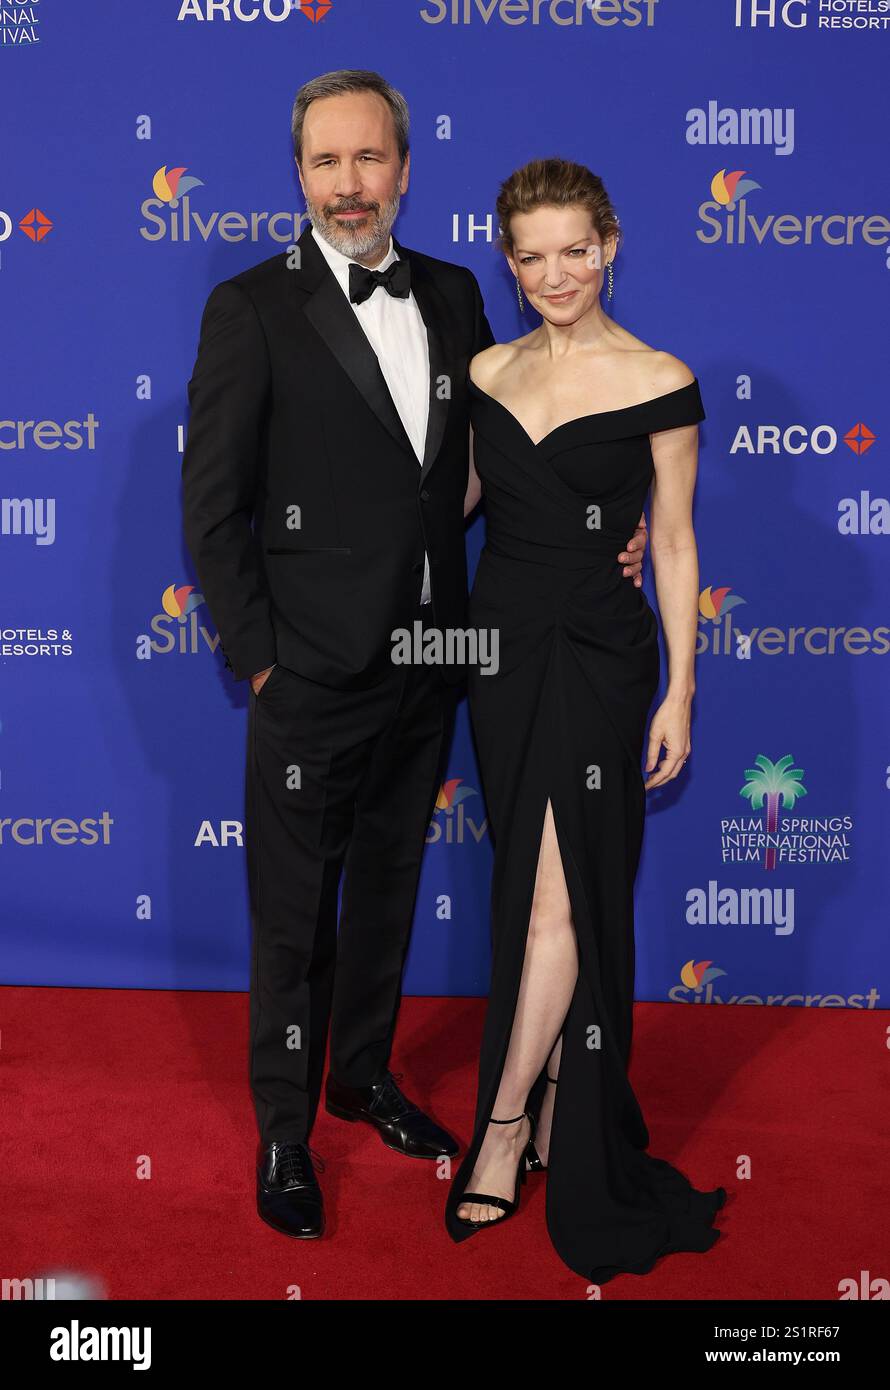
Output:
[
  {"xmin": 20, "ymin": 208, "xmax": 53, "ymax": 242},
  {"xmin": 298, "ymin": 0, "xmax": 332, "ymax": 20},
  {"xmin": 843, "ymin": 422, "xmax": 876, "ymax": 456}
]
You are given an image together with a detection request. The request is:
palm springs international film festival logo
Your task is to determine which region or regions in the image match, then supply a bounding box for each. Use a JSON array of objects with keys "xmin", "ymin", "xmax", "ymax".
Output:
[
  {"xmin": 669, "ymin": 961, "xmax": 878, "ymax": 1009},
  {"xmin": 0, "ymin": 2, "xmax": 41, "ymax": 45},
  {"xmin": 697, "ymin": 170, "xmax": 890, "ymax": 255},
  {"xmin": 426, "ymin": 778, "xmax": 488, "ymax": 845},
  {"xmin": 722, "ymin": 754, "xmax": 853, "ymax": 871},
  {"xmin": 140, "ymin": 165, "xmax": 302, "ymax": 246}
]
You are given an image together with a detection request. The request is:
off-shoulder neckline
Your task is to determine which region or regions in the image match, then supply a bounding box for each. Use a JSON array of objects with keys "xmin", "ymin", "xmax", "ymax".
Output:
[{"xmin": 468, "ymin": 375, "xmax": 700, "ymax": 450}]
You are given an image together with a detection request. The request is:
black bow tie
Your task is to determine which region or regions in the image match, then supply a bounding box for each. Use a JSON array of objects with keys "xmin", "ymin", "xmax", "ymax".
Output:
[{"xmin": 348, "ymin": 257, "xmax": 411, "ymax": 305}]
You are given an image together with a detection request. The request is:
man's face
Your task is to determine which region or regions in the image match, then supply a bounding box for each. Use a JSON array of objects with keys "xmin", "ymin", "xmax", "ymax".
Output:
[{"xmin": 297, "ymin": 90, "xmax": 410, "ymax": 260}]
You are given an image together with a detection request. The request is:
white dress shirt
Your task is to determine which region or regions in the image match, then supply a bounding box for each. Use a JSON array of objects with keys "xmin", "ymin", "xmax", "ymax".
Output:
[{"xmin": 311, "ymin": 224, "xmax": 432, "ymax": 605}]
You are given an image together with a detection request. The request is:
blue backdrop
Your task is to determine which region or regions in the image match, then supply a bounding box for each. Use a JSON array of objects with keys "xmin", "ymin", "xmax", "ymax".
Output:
[{"xmin": 2, "ymin": 0, "xmax": 888, "ymax": 1009}]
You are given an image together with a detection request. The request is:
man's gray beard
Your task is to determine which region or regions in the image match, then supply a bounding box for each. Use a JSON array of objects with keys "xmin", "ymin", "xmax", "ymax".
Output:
[{"xmin": 305, "ymin": 188, "xmax": 402, "ymax": 261}]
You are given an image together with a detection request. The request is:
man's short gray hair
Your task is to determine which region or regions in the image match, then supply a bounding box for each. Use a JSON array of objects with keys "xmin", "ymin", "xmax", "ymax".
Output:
[{"xmin": 292, "ymin": 69, "xmax": 410, "ymax": 167}]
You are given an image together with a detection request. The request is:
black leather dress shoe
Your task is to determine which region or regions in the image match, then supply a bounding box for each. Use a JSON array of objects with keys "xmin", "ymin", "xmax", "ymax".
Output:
[
  {"xmin": 325, "ymin": 1070, "xmax": 459, "ymax": 1159},
  {"xmin": 256, "ymin": 1141, "xmax": 324, "ymax": 1239}
]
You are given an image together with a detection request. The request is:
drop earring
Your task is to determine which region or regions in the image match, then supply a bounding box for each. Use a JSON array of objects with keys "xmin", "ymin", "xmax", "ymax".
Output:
[
  {"xmin": 515, "ymin": 275, "xmax": 525, "ymax": 312},
  {"xmin": 606, "ymin": 260, "xmax": 614, "ymax": 301}
]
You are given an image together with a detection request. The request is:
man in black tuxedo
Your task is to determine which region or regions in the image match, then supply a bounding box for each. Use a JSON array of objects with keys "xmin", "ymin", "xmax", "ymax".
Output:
[{"xmin": 181, "ymin": 69, "xmax": 646, "ymax": 1239}]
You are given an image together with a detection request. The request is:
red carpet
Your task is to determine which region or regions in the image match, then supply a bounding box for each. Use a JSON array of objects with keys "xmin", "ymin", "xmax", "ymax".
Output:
[{"xmin": 1, "ymin": 986, "xmax": 887, "ymax": 1300}]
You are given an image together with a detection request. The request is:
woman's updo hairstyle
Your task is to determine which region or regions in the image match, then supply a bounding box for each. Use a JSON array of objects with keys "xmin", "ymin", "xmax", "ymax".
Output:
[{"xmin": 495, "ymin": 157, "xmax": 621, "ymax": 265}]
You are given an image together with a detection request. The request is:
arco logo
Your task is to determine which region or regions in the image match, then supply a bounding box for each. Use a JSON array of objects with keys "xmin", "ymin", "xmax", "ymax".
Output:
[
  {"xmin": 844, "ymin": 423, "xmax": 876, "ymax": 456},
  {"xmin": 177, "ymin": 0, "xmax": 332, "ymax": 21},
  {"xmin": 0, "ymin": 208, "xmax": 54, "ymax": 243},
  {"xmin": 298, "ymin": 0, "xmax": 332, "ymax": 19},
  {"xmin": 20, "ymin": 208, "xmax": 53, "ymax": 241}
]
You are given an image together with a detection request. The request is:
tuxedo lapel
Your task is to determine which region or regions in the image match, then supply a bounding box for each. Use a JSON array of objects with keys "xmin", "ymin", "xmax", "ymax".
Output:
[{"xmin": 292, "ymin": 223, "xmax": 454, "ymax": 481}]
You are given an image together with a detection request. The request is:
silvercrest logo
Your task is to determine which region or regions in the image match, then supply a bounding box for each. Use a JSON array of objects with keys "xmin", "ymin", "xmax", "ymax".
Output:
[{"xmin": 419, "ymin": 0, "xmax": 658, "ymax": 26}]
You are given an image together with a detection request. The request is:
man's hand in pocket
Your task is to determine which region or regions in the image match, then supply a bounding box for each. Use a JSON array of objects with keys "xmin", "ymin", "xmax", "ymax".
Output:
[{"xmin": 250, "ymin": 664, "xmax": 276, "ymax": 696}]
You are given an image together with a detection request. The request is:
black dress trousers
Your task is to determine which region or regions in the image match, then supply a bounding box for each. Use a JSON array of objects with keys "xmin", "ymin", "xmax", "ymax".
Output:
[{"xmin": 245, "ymin": 598, "xmax": 458, "ymax": 1147}]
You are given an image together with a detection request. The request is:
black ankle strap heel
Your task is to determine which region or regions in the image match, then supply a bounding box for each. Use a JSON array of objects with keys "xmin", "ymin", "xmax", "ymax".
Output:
[
  {"xmin": 453, "ymin": 1111, "xmax": 533, "ymax": 1232},
  {"xmin": 525, "ymin": 1076, "xmax": 557, "ymax": 1173}
]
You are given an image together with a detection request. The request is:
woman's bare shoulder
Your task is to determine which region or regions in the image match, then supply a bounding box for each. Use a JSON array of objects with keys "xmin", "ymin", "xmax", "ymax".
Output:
[
  {"xmin": 468, "ymin": 343, "xmax": 505, "ymax": 390},
  {"xmin": 643, "ymin": 348, "xmax": 697, "ymax": 394},
  {"xmin": 469, "ymin": 331, "xmax": 537, "ymax": 391},
  {"xmin": 609, "ymin": 326, "xmax": 696, "ymax": 395}
]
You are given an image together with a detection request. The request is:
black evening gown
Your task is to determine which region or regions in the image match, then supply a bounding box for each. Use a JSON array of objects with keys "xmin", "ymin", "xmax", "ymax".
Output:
[{"xmin": 444, "ymin": 374, "xmax": 726, "ymax": 1284}]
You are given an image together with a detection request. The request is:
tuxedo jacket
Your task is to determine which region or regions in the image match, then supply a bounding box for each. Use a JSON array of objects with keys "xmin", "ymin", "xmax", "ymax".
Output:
[{"xmin": 181, "ymin": 221, "xmax": 495, "ymax": 688}]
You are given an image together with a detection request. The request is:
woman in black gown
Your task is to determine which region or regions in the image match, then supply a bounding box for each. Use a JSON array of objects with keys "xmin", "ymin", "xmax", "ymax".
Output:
[{"xmin": 444, "ymin": 158, "xmax": 726, "ymax": 1284}]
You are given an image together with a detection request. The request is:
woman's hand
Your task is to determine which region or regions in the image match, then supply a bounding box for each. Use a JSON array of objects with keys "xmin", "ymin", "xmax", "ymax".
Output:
[{"xmin": 643, "ymin": 695, "xmax": 691, "ymax": 789}]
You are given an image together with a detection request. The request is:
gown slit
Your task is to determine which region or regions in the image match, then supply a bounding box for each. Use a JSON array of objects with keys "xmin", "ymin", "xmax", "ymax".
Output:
[
  {"xmin": 445, "ymin": 375, "xmax": 726, "ymax": 1282},
  {"xmin": 449, "ymin": 631, "xmax": 616, "ymax": 1217}
]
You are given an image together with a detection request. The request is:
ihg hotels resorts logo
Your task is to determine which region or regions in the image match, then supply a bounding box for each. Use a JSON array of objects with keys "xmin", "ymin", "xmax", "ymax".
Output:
[
  {"xmin": 735, "ymin": 0, "xmax": 890, "ymax": 33},
  {"xmin": 427, "ymin": 779, "xmax": 488, "ymax": 844}
]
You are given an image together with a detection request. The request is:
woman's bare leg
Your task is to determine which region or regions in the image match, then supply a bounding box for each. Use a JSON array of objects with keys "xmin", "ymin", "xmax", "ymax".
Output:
[{"xmin": 457, "ymin": 800, "xmax": 578, "ymax": 1222}]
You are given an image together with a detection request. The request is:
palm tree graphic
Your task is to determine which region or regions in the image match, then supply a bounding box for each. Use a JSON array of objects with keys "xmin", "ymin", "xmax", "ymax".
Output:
[{"xmin": 740, "ymin": 754, "xmax": 807, "ymax": 871}]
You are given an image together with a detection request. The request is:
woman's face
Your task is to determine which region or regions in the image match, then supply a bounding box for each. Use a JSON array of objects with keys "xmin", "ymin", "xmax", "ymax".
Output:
[{"xmin": 506, "ymin": 205, "xmax": 615, "ymax": 325}]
